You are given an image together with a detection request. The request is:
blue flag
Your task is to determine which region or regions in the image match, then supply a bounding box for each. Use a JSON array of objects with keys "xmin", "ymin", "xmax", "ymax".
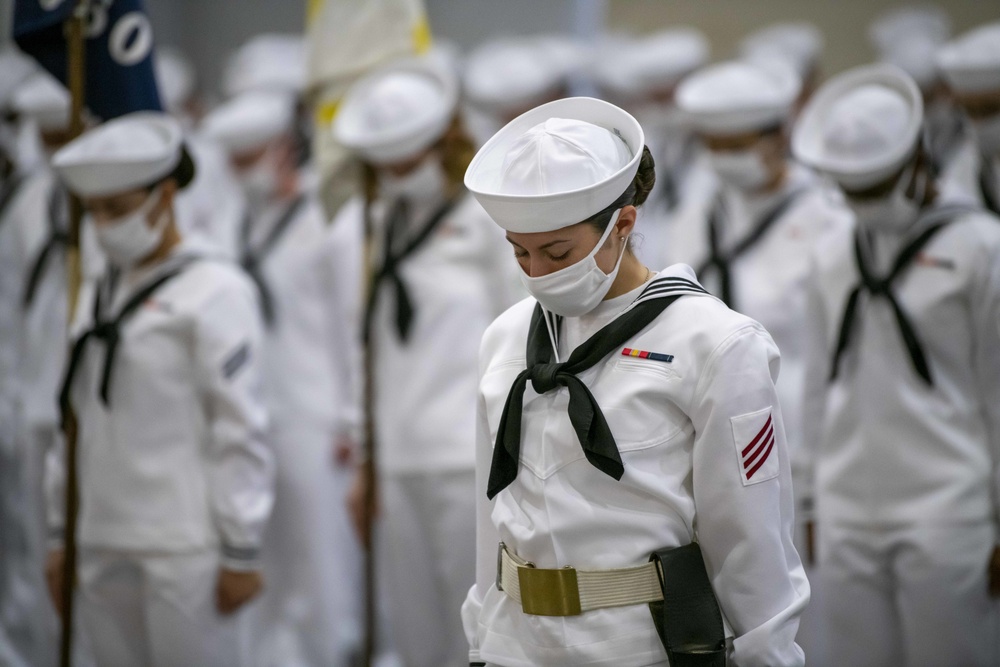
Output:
[{"xmin": 14, "ymin": 0, "xmax": 162, "ymax": 120}]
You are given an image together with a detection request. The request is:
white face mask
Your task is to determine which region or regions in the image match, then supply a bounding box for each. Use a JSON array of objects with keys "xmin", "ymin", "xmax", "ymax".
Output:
[
  {"xmin": 519, "ymin": 209, "xmax": 628, "ymax": 317},
  {"xmin": 971, "ymin": 114, "xmax": 1000, "ymax": 157},
  {"xmin": 379, "ymin": 157, "xmax": 446, "ymax": 204},
  {"xmin": 92, "ymin": 188, "xmax": 169, "ymax": 267},
  {"xmin": 237, "ymin": 143, "xmax": 282, "ymax": 206},
  {"xmin": 846, "ymin": 162, "xmax": 925, "ymax": 234},
  {"xmin": 707, "ymin": 149, "xmax": 772, "ymax": 191}
]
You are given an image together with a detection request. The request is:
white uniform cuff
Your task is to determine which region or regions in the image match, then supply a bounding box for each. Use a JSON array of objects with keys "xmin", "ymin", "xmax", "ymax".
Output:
[{"xmin": 220, "ymin": 544, "xmax": 261, "ymax": 571}]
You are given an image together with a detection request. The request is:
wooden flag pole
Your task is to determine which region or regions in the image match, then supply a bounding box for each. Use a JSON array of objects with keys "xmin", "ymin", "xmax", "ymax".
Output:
[
  {"xmin": 360, "ymin": 165, "xmax": 378, "ymax": 667},
  {"xmin": 59, "ymin": 2, "xmax": 88, "ymax": 666}
]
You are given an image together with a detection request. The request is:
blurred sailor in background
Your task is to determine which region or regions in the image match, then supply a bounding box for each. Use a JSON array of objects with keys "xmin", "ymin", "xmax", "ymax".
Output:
[
  {"xmin": 590, "ymin": 27, "xmax": 717, "ymax": 272},
  {"xmin": 794, "ymin": 64, "xmax": 1000, "ymax": 667},
  {"xmin": 334, "ymin": 55, "xmax": 520, "ymax": 667},
  {"xmin": 0, "ymin": 70, "xmax": 100, "ymax": 667},
  {"xmin": 462, "ymin": 35, "xmax": 584, "ymax": 146},
  {"xmin": 47, "ymin": 112, "xmax": 274, "ymax": 667},
  {"xmin": 155, "ymin": 47, "xmax": 246, "ymax": 260},
  {"xmin": 739, "ymin": 21, "xmax": 824, "ymax": 116},
  {"xmin": 937, "ymin": 22, "xmax": 1000, "ymax": 216},
  {"xmin": 869, "ymin": 5, "xmax": 963, "ymax": 182},
  {"xmin": 202, "ymin": 88, "xmax": 364, "ymax": 667}
]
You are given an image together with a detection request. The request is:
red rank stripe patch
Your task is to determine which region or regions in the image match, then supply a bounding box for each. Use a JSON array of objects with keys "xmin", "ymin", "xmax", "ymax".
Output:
[{"xmin": 742, "ymin": 414, "xmax": 775, "ymax": 480}]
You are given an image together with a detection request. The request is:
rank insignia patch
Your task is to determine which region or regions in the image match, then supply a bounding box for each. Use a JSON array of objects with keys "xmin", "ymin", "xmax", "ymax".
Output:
[
  {"xmin": 621, "ymin": 348, "xmax": 674, "ymax": 363},
  {"xmin": 731, "ymin": 407, "xmax": 779, "ymax": 486}
]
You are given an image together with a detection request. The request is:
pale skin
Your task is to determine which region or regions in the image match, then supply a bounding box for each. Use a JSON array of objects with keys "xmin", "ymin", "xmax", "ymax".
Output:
[
  {"xmin": 44, "ymin": 180, "xmax": 264, "ymax": 616},
  {"xmin": 346, "ymin": 204, "xmax": 648, "ymax": 546}
]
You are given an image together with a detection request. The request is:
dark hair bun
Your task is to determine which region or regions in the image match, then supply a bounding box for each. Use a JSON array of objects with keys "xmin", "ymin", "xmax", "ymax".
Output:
[{"xmin": 632, "ymin": 144, "xmax": 656, "ymax": 207}]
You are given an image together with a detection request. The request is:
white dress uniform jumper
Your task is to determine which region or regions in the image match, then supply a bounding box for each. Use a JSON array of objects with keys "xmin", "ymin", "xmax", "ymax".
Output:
[
  {"xmin": 800, "ymin": 203, "xmax": 1000, "ymax": 667},
  {"xmin": 464, "ymin": 267, "xmax": 809, "ymax": 666},
  {"xmin": 51, "ymin": 248, "xmax": 274, "ymax": 667}
]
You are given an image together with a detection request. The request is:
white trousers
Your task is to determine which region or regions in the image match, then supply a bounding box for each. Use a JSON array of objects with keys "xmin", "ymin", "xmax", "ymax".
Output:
[
  {"xmin": 256, "ymin": 421, "xmax": 362, "ymax": 667},
  {"xmin": 0, "ymin": 422, "xmax": 60, "ymax": 667},
  {"xmin": 791, "ymin": 518, "xmax": 828, "ymax": 667},
  {"xmin": 380, "ymin": 469, "xmax": 475, "ymax": 667},
  {"xmin": 78, "ymin": 548, "xmax": 252, "ymax": 667},
  {"xmin": 819, "ymin": 520, "xmax": 999, "ymax": 667}
]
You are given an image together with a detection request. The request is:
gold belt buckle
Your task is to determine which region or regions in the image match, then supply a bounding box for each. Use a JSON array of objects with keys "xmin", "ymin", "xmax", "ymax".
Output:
[{"xmin": 518, "ymin": 563, "xmax": 582, "ymax": 617}]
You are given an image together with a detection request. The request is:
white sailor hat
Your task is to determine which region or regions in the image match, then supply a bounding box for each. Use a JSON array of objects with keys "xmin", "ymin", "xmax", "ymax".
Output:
[
  {"xmin": 334, "ymin": 56, "xmax": 458, "ymax": 165},
  {"xmin": 53, "ymin": 112, "xmax": 188, "ymax": 197},
  {"xmin": 0, "ymin": 47, "xmax": 38, "ymax": 112},
  {"xmin": 676, "ymin": 60, "xmax": 801, "ymax": 135},
  {"xmin": 870, "ymin": 5, "xmax": 951, "ymax": 55},
  {"xmin": 156, "ymin": 47, "xmax": 196, "ymax": 113},
  {"xmin": 937, "ymin": 22, "xmax": 1000, "ymax": 94},
  {"xmin": 739, "ymin": 22, "xmax": 823, "ymax": 79},
  {"xmin": 222, "ymin": 33, "xmax": 306, "ymax": 98},
  {"xmin": 792, "ymin": 64, "xmax": 923, "ymax": 190},
  {"xmin": 201, "ymin": 90, "xmax": 295, "ymax": 155},
  {"xmin": 882, "ymin": 36, "xmax": 941, "ymax": 90},
  {"xmin": 463, "ymin": 36, "xmax": 580, "ymax": 114},
  {"xmin": 592, "ymin": 28, "xmax": 709, "ymax": 100},
  {"xmin": 465, "ymin": 96, "xmax": 643, "ymax": 233},
  {"xmin": 10, "ymin": 72, "xmax": 70, "ymax": 132}
]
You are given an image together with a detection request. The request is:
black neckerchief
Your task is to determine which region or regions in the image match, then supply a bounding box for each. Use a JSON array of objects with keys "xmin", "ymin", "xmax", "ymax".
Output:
[
  {"xmin": 980, "ymin": 157, "xmax": 999, "ymax": 217},
  {"xmin": 363, "ymin": 193, "xmax": 461, "ymax": 343},
  {"xmin": 829, "ymin": 204, "xmax": 975, "ymax": 386},
  {"xmin": 239, "ymin": 194, "xmax": 306, "ymax": 327},
  {"xmin": 696, "ymin": 187, "xmax": 805, "ymax": 308},
  {"xmin": 0, "ymin": 171, "xmax": 25, "ymax": 224},
  {"xmin": 22, "ymin": 182, "xmax": 69, "ymax": 308},
  {"xmin": 59, "ymin": 256, "xmax": 197, "ymax": 426},
  {"xmin": 487, "ymin": 275, "xmax": 710, "ymax": 499}
]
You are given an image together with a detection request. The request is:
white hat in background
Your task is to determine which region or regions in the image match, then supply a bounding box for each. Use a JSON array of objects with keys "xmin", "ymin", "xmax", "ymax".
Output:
[
  {"xmin": 792, "ymin": 64, "xmax": 923, "ymax": 190},
  {"xmin": 869, "ymin": 5, "xmax": 951, "ymax": 55},
  {"xmin": 10, "ymin": 71, "xmax": 71, "ymax": 132},
  {"xmin": 222, "ymin": 33, "xmax": 306, "ymax": 98},
  {"xmin": 869, "ymin": 5, "xmax": 951, "ymax": 90},
  {"xmin": 201, "ymin": 90, "xmax": 296, "ymax": 155},
  {"xmin": 0, "ymin": 46, "xmax": 38, "ymax": 112},
  {"xmin": 463, "ymin": 36, "xmax": 581, "ymax": 114},
  {"xmin": 53, "ymin": 112, "xmax": 186, "ymax": 197},
  {"xmin": 936, "ymin": 22, "xmax": 1000, "ymax": 94},
  {"xmin": 465, "ymin": 96, "xmax": 643, "ymax": 233},
  {"xmin": 591, "ymin": 28, "xmax": 709, "ymax": 100},
  {"xmin": 883, "ymin": 35, "xmax": 942, "ymax": 90},
  {"xmin": 739, "ymin": 22, "xmax": 823, "ymax": 79},
  {"xmin": 155, "ymin": 47, "xmax": 197, "ymax": 113},
  {"xmin": 676, "ymin": 60, "xmax": 801, "ymax": 135},
  {"xmin": 334, "ymin": 56, "xmax": 458, "ymax": 165}
]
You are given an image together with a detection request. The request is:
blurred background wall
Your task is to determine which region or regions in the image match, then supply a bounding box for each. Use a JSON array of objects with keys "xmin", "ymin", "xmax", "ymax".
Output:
[{"xmin": 145, "ymin": 0, "xmax": 998, "ymax": 94}]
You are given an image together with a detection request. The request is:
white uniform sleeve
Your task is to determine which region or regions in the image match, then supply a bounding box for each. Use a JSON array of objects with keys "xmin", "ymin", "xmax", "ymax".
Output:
[
  {"xmin": 689, "ymin": 325, "xmax": 809, "ymax": 667},
  {"xmin": 462, "ymin": 388, "xmax": 501, "ymax": 663},
  {"xmin": 968, "ymin": 229, "xmax": 1000, "ymax": 534},
  {"xmin": 326, "ymin": 205, "xmax": 365, "ymax": 445},
  {"xmin": 797, "ymin": 259, "xmax": 832, "ymax": 524},
  {"xmin": 194, "ymin": 277, "xmax": 274, "ymax": 571}
]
